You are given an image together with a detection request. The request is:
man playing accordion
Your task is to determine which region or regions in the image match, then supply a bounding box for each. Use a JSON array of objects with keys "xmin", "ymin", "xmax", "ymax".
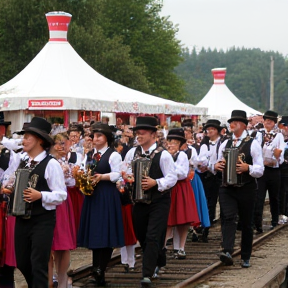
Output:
[{"xmin": 214, "ymin": 110, "xmax": 264, "ymax": 268}]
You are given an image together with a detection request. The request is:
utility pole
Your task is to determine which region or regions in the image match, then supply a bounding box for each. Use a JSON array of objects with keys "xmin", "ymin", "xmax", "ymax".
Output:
[{"xmin": 270, "ymin": 56, "xmax": 274, "ymax": 110}]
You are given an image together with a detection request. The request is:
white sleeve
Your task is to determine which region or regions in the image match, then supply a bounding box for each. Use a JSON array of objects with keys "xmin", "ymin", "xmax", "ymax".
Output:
[
  {"xmin": 157, "ymin": 150, "xmax": 178, "ymax": 191},
  {"xmin": 175, "ymin": 151, "xmax": 189, "ymax": 180},
  {"xmin": 42, "ymin": 158, "xmax": 67, "ymax": 210}
]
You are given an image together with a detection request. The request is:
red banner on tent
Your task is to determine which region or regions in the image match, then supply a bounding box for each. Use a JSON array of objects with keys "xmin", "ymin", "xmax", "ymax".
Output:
[{"xmin": 28, "ymin": 100, "xmax": 64, "ymax": 108}]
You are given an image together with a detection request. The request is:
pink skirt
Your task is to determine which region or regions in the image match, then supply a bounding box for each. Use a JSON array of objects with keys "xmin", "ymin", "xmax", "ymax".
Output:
[
  {"xmin": 52, "ymin": 191, "xmax": 76, "ymax": 250},
  {"xmin": 5, "ymin": 216, "xmax": 16, "ymax": 267},
  {"xmin": 67, "ymin": 186, "xmax": 84, "ymax": 234},
  {"xmin": 168, "ymin": 178, "xmax": 200, "ymax": 227},
  {"xmin": 121, "ymin": 204, "xmax": 137, "ymax": 246}
]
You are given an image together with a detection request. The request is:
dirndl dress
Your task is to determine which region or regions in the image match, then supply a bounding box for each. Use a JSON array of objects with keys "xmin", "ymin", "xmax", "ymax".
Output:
[
  {"xmin": 77, "ymin": 148, "xmax": 124, "ymax": 249},
  {"xmin": 191, "ymin": 171, "xmax": 210, "ymax": 228},
  {"xmin": 4, "ymin": 216, "xmax": 16, "ymax": 267},
  {"xmin": 167, "ymin": 178, "xmax": 200, "ymax": 227},
  {"xmin": 68, "ymin": 186, "xmax": 84, "ymax": 234},
  {"xmin": 121, "ymin": 204, "xmax": 137, "ymax": 246},
  {"xmin": 52, "ymin": 190, "xmax": 76, "ymax": 250}
]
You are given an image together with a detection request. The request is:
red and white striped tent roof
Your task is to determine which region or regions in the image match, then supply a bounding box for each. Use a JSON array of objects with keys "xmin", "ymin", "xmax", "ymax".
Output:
[
  {"xmin": 0, "ymin": 11, "xmax": 207, "ymax": 116},
  {"xmin": 196, "ymin": 68, "xmax": 261, "ymax": 122}
]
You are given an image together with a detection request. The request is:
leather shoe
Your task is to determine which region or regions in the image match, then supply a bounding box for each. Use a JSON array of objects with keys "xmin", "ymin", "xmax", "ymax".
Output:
[
  {"xmin": 255, "ymin": 227, "xmax": 263, "ymax": 234},
  {"xmin": 218, "ymin": 252, "xmax": 233, "ymax": 266},
  {"xmin": 241, "ymin": 259, "xmax": 251, "ymax": 268},
  {"xmin": 141, "ymin": 277, "xmax": 152, "ymax": 287}
]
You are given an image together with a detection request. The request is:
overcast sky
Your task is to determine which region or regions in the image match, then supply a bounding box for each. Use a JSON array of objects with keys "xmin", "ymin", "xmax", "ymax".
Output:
[{"xmin": 160, "ymin": 0, "xmax": 288, "ymax": 56}]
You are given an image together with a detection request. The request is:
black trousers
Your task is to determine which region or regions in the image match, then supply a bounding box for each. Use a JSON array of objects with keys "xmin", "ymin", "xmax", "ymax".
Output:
[
  {"xmin": 0, "ymin": 265, "xmax": 14, "ymax": 288},
  {"xmin": 15, "ymin": 211, "xmax": 56, "ymax": 288},
  {"xmin": 279, "ymin": 175, "xmax": 288, "ymax": 216},
  {"xmin": 132, "ymin": 196, "xmax": 171, "ymax": 278},
  {"xmin": 219, "ymin": 181, "xmax": 257, "ymax": 260},
  {"xmin": 254, "ymin": 167, "xmax": 280, "ymax": 228},
  {"xmin": 199, "ymin": 172, "xmax": 221, "ymax": 223}
]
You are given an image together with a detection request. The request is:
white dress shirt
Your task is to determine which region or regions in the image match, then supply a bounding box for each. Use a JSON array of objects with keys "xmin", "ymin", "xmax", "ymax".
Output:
[
  {"xmin": 174, "ymin": 151, "xmax": 189, "ymax": 180},
  {"xmin": 10, "ymin": 150, "xmax": 67, "ymax": 210},
  {"xmin": 198, "ymin": 136, "xmax": 221, "ymax": 174},
  {"xmin": 123, "ymin": 143, "xmax": 177, "ymax": 192},
  {"xmin": 218, "ymin": 130, "xmax": 264, "ymax": 178},
  {"xmin": 81, "ymin": 145, "xmax": 122, "ymax": 183},
  {"xmin": 260, "ymin": 129, "xmax": 285, "ymax": 167}
]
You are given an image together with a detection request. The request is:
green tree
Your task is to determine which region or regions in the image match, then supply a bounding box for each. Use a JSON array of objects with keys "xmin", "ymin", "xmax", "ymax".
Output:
[{"xmin": 0, "ymin": 0, "xmax": 185, "ymax": 101}]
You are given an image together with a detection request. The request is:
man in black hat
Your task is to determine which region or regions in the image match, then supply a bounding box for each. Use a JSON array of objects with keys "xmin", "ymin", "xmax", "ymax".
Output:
[
  {"xmin": 123, "ymin": 116, "xmax": 177, "ymax": 287},
  {"xmin": 278, "ymin": 116, "xmax": 288, "ymax": 223},
  {"xmin": 3, "ymin": 117, "xmax": 67, "ymax": 288},
  {"xmin": 197, "ymin": 119, "xmax": 223, "ymax": 241},
  {"xmin": 181, "ymin": 118, "xmax": 194, "ymax": 140},
  {"xmin": 215, "ymin": 110, "xmax": 264, "ymax": 268},
  {"xmin": 254, "ymin": 110, "xmax": 285, "ymax": 233}
]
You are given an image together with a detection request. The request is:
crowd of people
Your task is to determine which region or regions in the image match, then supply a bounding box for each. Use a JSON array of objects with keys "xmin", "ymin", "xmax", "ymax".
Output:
[{"xmin": 0, "ymin": 109, "xmax": 287, "ymax": 288}]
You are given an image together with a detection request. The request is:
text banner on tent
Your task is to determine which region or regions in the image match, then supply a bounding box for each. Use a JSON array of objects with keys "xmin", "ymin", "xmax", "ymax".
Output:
[{"xmin": 28, "ymin": 99, "xmax": 64, "ymax": 108}]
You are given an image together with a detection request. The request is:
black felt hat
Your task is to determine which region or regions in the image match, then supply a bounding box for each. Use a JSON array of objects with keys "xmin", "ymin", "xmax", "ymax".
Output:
[
  {"xmin": 91, "ymin": 122, "xmax": 113, "ymax": 144},
  {"xmin": 167, "ymin": 128, "xmax": 186, "ymax": 144},
  {"xmin": 227, "ymin": 110, "xmax": 248, "ymax": 125},
  {"xmin": 203, "ymin": 119, "xmax": 222, "ymax": 132},
  {"xmin": 263, "ymin": 110, "xmax": 278, "ymax": 123},
  {"xmin": 14, "ymin": 122, "xmax": 30, "ymax": 135},
  {"xmin": 68, "ymin": 123, "xmax": 84, "ymax": 135},
  {"xmin": 278, "ymin": 116, "xmax": 288, "ymax": 126},
  {"xmin": 133, "ymin": 116, "xmax": 158, "ymax": 131},
  {"xmin": 181, "ymin": 119, "xmax": 193, "ymax": 128},
  {"xmin": 21, "ymin": 117, "xmax": 53, "ymax": 145}
]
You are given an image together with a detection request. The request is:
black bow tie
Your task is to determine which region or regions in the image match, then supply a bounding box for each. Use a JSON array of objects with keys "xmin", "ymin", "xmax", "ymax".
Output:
[
  {"xmin": 209, "ymin": 140, "xmax": 217, "ymax": 146},
  {"xmin": 29, "ymin": 160, "xmax": 39, "ymax": 168}
]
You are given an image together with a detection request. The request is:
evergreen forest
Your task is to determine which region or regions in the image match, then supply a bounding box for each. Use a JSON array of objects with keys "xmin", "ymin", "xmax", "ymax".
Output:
[{"xmin": 176, "ymin": 47, "xmax": 288, "ymax": 115}]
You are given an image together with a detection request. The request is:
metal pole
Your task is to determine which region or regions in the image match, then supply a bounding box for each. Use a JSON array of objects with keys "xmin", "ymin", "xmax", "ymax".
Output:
[{"xmin": 270, "ymin": 56, "xmax": 274, "ymax": 110}]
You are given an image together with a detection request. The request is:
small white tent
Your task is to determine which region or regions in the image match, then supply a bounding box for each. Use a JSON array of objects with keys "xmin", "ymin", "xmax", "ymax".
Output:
[
  {"xmin": 196, "ymin": 68, "xmax": 261, "ymax": 122},
  {"xmin": 0, "ymin": 11, "xmax": 207, "ymax": 132}
]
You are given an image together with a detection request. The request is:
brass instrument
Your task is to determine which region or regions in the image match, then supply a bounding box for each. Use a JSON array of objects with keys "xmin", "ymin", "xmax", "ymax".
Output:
[
  {"xmin": 131, "ymin": 157, "xmax": 152, "ymax": 203},
  {"xmin": 222, "ymin": 148, "xmax": 243, "ymax": 187},
  {"xmin": 12, "ymin": 169, "xmax": 32, "ymax": 218},
  {"xmin": 74, "ymin": 168, "xmax": 96, "ymax": 196}
]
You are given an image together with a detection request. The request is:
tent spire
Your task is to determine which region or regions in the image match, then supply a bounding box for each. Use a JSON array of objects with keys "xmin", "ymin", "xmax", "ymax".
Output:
[
  {"xmin": 45, "ymin": 11, "xmax": 72, "ymax": 42},
  {"xmin": 211, "ymin": 68, "xmax": 226, "ymax": 84}
]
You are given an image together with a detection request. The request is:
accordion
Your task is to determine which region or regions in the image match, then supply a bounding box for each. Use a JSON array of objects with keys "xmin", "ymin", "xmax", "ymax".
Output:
[
  {"xmin": 131, "ymin": 157, "xmax": 152, "ymax": 204},
  {"xmin": 222, "ymin": 148, "xmax": 243, "ymax": 187},
  {"xmin": 12, "ymin": 169, "xmax": 32, "ymax": 218}
]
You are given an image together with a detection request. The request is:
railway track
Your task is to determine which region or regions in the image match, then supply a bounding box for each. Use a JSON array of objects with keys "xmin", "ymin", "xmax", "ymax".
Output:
[{"xmin": 69, "ymin": 205, "xmax": 287, "ymax": 287}]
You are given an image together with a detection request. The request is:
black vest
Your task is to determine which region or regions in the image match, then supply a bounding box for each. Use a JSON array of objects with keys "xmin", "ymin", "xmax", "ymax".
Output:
[
  {"xmin": 0, "ymin": 148, "xmax": 10, "ymax": 171},
  {"xmin": 133, "ymin": 146, "xmax": 171, "ymax": 202},
  {"xmin": 92, "ymin": 147, "xmax": 117, "ymax": 195},
  {"xmin": 26, "ymin": 155, "xmax": 53, "ymax": 216},
  {"xmin": 225, "ymin": 137, "xmax": 254, "ymax": 185},
  {"xmin": 68, "ymin": 151, "xmax": 77, "ymax": 164}
]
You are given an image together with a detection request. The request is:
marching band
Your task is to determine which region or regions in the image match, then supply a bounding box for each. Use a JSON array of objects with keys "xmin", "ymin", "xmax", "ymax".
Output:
[{"xmin": 0, "ymin": 111, "xmax": 287, "ymax": 287}]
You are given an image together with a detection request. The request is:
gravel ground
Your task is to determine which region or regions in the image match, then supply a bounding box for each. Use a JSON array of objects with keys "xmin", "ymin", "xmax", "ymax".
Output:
[{"xmin": 191, "ymin": 226, "xmax": 288, "ymax": 288}]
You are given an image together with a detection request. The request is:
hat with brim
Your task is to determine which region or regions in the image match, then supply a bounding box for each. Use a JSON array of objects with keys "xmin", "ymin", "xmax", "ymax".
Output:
[
  {"xmin": 228, "ymin": 110, "xmax": 248, "ymax": 125},
  {"xmin": 133, "ymin": 116, "xmax": 158, "ymax": 132},
  {"xmin": 278, "ymin": 116, "xmax": 288, "ymax": 126},
  {"xmin": 204, "ymin": 119, "xmax": 222, "ymax": 132},
  {"xmin": 20, "ymin": 117, "xmax": 53, "ymax": 145},
  {"xmin": 167, "ymin": 128, "xmax": 186, "ymax": 145},
  {"xmin": 14, "ymin": 122, "xmax": 30, "ymax": 135},
  {"xmin": 181, "ymin": 119, "xmax": 193, "ymax": 128},
  {"xmin": 263, "ymin": 110, "xmax": 278, "ymax": 123},
  {"xmin": 91, "ymin": 122, "xmax": 113, "ymax": 144}
]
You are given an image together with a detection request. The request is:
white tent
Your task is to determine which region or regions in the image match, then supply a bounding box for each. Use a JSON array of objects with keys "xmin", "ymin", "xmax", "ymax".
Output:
[
  {"xmin": 196, "ymin": 68, "xmax": 261, "ymax": 122},
  {"xmin": 0, "ymin": 11, "xmax": 207, "ymax": 132}
]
